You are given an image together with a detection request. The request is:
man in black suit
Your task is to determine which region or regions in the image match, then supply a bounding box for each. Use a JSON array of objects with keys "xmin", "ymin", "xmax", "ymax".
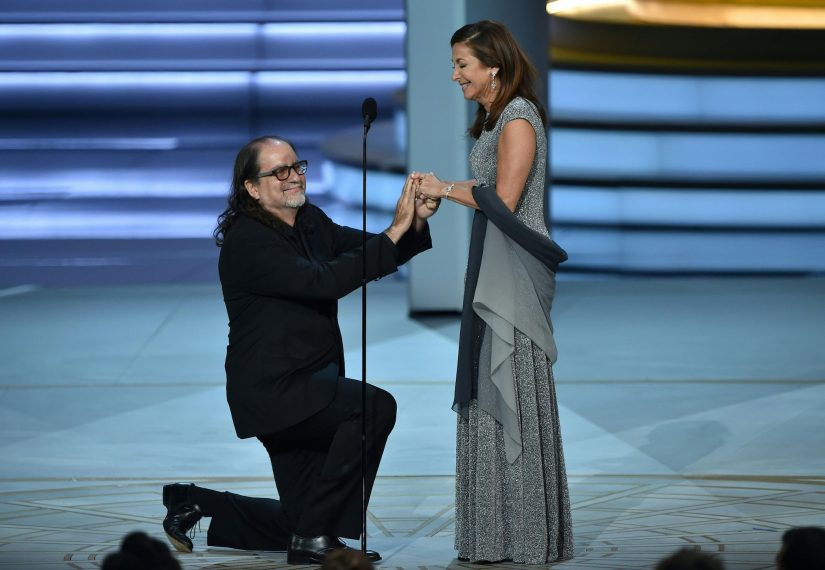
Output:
[{"xmin": 161, "ymin": 136, "xmax": 437, "ymax": 564}]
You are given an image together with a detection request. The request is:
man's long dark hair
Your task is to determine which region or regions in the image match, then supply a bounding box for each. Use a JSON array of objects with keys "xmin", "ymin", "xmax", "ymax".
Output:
[
  {"xmin": 213, "ymin": 135, "xmax": 295, "ymax": 246},
  {"xmin": 451, "ymin": 20, "xmax": 547, "ymax": 139}
]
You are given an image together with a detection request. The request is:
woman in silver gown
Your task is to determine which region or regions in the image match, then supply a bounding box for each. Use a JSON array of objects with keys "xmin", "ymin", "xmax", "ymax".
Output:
[{"xmin": 412, "ymin": 20, "xmax": 574, "ymax": 564}]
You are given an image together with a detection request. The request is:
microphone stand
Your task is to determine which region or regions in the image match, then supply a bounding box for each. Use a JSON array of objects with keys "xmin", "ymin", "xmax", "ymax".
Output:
[{"xmin": 360, "ymin": 98, "xmax": 376, "ymax": 556}]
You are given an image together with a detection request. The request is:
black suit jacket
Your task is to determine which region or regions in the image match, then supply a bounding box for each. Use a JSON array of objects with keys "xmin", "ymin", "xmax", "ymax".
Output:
[{"xmin": 218, "ymin": 206, "xmax": 431, "ymax": 438}]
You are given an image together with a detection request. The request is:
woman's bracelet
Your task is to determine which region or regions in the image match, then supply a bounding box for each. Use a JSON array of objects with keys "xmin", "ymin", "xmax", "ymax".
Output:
[{"xmin": 444, "ymin": 183, "xmax": 455, "ymax": 199}]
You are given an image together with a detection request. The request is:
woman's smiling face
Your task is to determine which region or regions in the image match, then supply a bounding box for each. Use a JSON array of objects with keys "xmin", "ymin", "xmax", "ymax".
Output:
[{"xmin": 451, "ymin": 42, "xmax": 497, "ymax": 110}]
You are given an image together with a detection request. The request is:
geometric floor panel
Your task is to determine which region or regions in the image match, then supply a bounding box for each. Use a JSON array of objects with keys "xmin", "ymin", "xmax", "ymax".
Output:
[
  {"xmin": 3, "ymin": 277, "xmax": 824, "ymax": 569},
  {"xmin": 1, "ymin": 474, "xmax": 822, "ymax": 569}
]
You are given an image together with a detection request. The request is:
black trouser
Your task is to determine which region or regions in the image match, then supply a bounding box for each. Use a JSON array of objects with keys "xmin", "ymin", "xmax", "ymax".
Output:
[{"xmin": 190, "ymin": 378, "xmax": 397, "ymax": 550}]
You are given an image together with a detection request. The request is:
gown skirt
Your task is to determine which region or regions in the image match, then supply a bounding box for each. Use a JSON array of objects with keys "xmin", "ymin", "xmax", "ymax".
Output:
[{"xmin": 455, "ymin": 328, "xmax": 575, "ymax": 564}]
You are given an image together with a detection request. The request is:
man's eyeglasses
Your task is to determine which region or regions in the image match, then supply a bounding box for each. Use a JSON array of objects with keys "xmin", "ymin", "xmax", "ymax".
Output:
[{"xmin": 256, "ymin": 160, "xmax": 308, "ymax": 181}]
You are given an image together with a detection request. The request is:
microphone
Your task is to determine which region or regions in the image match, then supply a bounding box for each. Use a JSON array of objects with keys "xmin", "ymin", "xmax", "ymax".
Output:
[
  {"xmin": 358, "ymin": 94, "xmax": 377, "ymax": 557},
  {"xmin": 362, "ymin": 97, "xmax": 378, "ymax": 131}
]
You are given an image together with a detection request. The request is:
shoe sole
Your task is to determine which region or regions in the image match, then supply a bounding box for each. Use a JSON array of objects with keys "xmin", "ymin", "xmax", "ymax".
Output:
[
  {"xmin": 165, "ymin": 531, "xmax": 194, "ymax": 554},
  {"xmin": 287, "ymin": 553, "xmax": 325, "ymax": 564},
  {"xmin": 286, "ymin": 551, "xmax": 381, "ymax": 565}
]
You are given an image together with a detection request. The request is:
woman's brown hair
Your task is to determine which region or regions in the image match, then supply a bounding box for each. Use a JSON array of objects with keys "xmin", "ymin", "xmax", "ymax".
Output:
[{"xmin": 450, "ymin": 20, "xmax": 547, "ymax": 139}]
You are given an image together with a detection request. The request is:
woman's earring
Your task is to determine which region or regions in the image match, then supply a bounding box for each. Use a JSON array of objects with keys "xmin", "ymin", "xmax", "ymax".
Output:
[{"xmin": 490, "ymin": 71, "xmax": 497, "ymax": 90}]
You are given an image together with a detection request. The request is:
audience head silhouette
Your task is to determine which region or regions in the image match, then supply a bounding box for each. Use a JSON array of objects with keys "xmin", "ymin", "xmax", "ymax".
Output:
[
  {"xmin": 655, "ymin": 548, "xmax": 725, "ymax": 570},
  {"xmin": 102, "ymin": 531, "xmax": 181, "ymax": 570},
  {"xmin": 777, "ymin": 526, "xmax": 825, "ymax": 570}
]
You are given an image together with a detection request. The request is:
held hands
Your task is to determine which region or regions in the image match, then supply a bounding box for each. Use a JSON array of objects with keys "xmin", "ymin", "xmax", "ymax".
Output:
[
  {"xmin": 415, "ymin": 192, "xmax": 440, "ymax": 221},
  {"xmin": 410, "ymin": 171, "xmax": 442, "ymax": 230},
  {"xmin": 384, "ymin": 175, "xmax": 417, "ymax": 244},
  {"xmin": 385, "ymin": 174, "xmax": 442, "ymax": 244},
  {"xmin": 410, "ymin": 171, "xmax": 446, "ymax": 201},
  {"xmin": 411, "ymin": 172, "xmax": 441, "ymax": 233}
]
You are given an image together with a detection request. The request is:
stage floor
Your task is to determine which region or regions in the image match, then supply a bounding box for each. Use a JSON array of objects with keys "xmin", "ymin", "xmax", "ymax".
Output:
[{"xmin": 1, "ymin": 276, "xmax": 824, "ymax": 568}]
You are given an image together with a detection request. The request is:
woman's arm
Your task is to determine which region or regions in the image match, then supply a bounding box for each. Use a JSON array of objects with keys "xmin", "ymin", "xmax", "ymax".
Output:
[
  {"xmin": 495, "ymin": 118, "xmax": 535, "ymax": 212},
  {"xmin": 416, "ymin": 177, "xmax": 479, "ymax": 209},
  {"xmin": 414, "ymin": 117, "xmax": 536, "ymax": 212}
]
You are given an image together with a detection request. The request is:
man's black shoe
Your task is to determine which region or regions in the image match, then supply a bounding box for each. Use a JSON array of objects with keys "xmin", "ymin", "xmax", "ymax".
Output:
[
  {"xmin": 162, "ymin": 483, "xmax": 193, "ymax": 511},
  {"xmin": 287, "ymin": 534, "xmax": 381, "ymax": 564},
  {"xmin": 162, "ymin": 483, "xmax": 202, "ymax": 553},
  {"xmin": 334, "ymin": 538, "xmax": 381, "ymax": 562}
]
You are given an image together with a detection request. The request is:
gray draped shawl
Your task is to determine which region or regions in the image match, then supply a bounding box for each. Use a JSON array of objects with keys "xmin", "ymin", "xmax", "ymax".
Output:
[{"xmin": 453, "ymin": 185, "xmax": 568, "ymax": 463}]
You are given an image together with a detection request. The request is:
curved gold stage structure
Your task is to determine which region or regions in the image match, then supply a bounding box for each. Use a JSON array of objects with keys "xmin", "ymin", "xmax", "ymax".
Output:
[{"xmin": 548, "ymin": 0, "xmax": 825, "ymax": 73}]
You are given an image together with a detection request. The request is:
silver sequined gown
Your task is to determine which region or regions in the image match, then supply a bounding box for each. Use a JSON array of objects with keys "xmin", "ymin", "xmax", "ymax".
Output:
[{"xmin": 455, "ymin": 97, "xmax": 575, "ymax": 564}]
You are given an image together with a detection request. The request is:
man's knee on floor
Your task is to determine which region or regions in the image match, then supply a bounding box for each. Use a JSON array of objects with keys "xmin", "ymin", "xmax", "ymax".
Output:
[{"xmin": 372, "ymin": 387, "xmax": 397, "ymax": 432}]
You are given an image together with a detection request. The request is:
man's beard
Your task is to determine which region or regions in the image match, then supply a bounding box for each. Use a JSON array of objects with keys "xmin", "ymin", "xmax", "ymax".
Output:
[{"xmin": 284, "ymin": 188, "xmax": 306, "ymax": 209}]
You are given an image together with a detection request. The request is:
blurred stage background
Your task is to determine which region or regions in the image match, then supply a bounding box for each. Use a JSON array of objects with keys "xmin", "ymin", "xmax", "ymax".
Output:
[{"xmin": 2, "ymin": 0, "xmax": 824, "ymax": 285}]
